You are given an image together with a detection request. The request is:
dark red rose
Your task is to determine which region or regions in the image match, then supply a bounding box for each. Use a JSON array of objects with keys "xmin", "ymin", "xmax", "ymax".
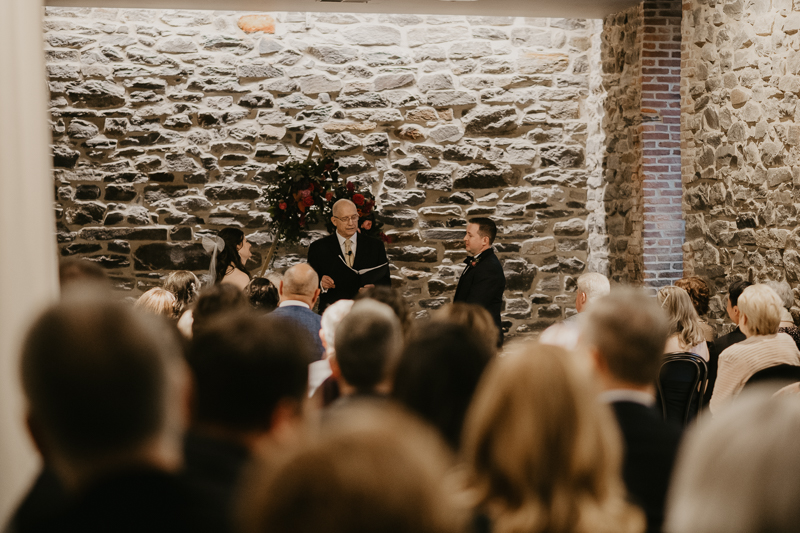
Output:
[
  {"xmin": 303, "ymin": 196, "xmax": 314, "ymax": 207},
  {"xmin": 346, "ymin": 182, "xmax": 355, "ymax": 192},
  {"xmin": 352, "ymin": 193, "xmax": 365, "ymax": 206},
  {"xmin": 308, "ymin": 183, "xmax": 315, "ymax": 191},
  {"xmin": 279, "ymin": 202, "xmax": 287, "ymax": 210},
  {"xmin": 325, "ymin": 191, "xmax": 334, "ymax": 201}
]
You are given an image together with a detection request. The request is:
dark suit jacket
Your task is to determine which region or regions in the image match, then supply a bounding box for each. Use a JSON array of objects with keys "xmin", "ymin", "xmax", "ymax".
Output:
[
  {"xmin": 453, "ymin": 248, "xmax": 505, "ymax": 342},
  {"xmin": 307, "ymin": 233, "xmax": 391, "ymax": 312},
  {"xmin": 705, "ymin": 326, "xmax": 746, "ymax": 403},
  {"xmin": 611, "ymin": 401, "xmax": 682, "ymax": 533},
  {"xmin": 271, "ymin": 304, "xmax": 324, "ymax": 360}
]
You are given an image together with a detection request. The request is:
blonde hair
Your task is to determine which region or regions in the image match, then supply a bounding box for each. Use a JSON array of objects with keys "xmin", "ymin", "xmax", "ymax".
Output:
[
  {"xmin": 462, "ymin": 342, "xmax": 644, "ymax": 533},
  {"xmin": 134, "ymin": 288, "xmax": 177, "ymax": 319},
  {"xmin": 576, "ymin": 272, "xmax": 610, "ymax": 305},
  {"xmin": 657, "ymin": 286, "xmax": 706, "ymax": 350},
  {"xmin": 433, "ymin": 303, "xmax": 499, "ymax": 356},
  {"xmin": 737, "ymin": 284, "xmax": 783, "ymax": 336}
]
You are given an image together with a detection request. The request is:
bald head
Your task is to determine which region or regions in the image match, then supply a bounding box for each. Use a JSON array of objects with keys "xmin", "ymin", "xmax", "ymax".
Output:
[
  {"xmin": 280, "ymin": 263, "xmax": 320, "ymax": 305},
  {"xmin": 333, "ymin": 199, "xmax": 356, "ymax": 217}
]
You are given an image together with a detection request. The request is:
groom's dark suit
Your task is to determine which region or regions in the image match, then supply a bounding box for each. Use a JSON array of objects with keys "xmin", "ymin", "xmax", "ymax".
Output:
[
  {"xmin": 453, "ymin": 247, "xmax": 505, "ymax": 343},
  {"xmin": 308, "ymin": 233, "xmax": 391, "ymax": 313}
]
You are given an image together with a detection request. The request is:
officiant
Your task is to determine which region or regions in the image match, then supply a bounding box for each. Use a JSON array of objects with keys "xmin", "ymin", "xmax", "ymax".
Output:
[{"xmin": 308, "ymin": 199, "xmax": 392, "ymax": 313}]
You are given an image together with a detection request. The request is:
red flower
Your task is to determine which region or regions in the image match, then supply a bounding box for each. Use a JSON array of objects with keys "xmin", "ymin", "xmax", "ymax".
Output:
[
  {"xmin": 325, "ymin": 191, "xmax": 334, "ymax": 201},
  {"xmin": 307, "ymin": 183, "xmax": 315, "ymax": 191},
  {"xmin": 279, "ymin": 202, "xmax": 287, "ymax": 210},
  {"xmin": 361, "ymin": 220, "xmax": 373, "ymax": 230},
  {"xmin": 346, "ymin": 182, "xmax": 355, "ymax": 192},
  {"xmin": 299, "ymin": 189, "xmax": 311, "ymax": 198},
  {"xmin": 353, "ymin": 193, "xmax": 365, "ymax": 206},
  {"xmin": 303, "ymin": 196, "xmax": 314, "ymax": 207}
]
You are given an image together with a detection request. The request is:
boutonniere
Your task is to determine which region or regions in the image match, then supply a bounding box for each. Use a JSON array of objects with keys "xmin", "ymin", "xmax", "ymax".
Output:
[{"xmin": 464, "ymin": 255, "xmax": 482, "ymax": 268}]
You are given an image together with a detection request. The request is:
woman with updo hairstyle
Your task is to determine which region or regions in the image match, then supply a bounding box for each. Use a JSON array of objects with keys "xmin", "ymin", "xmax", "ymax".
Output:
[
  {"xmin": 245, "ymin": 277, "xmax": 279, "ymax": 313},
  {"xmin": 657, "ymin": 286, "xmax": 709, "ymax": 361},
  {"xmin": 675, "ymin": 276, "xmax": 714, "ymax": 342},
  {"xmin": 461, "ymin": 342, "xmax": 644, "ymax": 533},
  {"xmin": 164, "ymin": 270, "xmax": 200, "ymax": 317},
  {"xmin": 134, "ymin": 288, "xmax": 178, "ymax": 319},
  {"xmin": 215, "ymin": 228, "xmax": 252, "ymax": 291}
]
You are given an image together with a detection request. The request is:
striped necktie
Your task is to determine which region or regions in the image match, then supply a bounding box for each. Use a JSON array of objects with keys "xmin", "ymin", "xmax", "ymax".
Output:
[{"xmin": 344, "ymin": 239, "xmax": 354, "ymax": 267}]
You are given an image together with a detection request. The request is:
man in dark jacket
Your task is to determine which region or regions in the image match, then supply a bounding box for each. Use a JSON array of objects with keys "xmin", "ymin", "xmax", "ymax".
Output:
[
  {"xmin": 584, "ymin": 288, "xmax": 682, "ymax": 533},
  {"xmin": 453, "ymin": 217, "xmax": 505, "ymax": 345}
]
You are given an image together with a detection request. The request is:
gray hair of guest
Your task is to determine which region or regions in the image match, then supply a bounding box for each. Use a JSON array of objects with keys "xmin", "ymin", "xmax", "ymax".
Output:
[
  {"xmin": 764, "ymin": 280, "xmax": 794, "ymax": 310},
  {"xmin": 334, "ymin": 300, "xmax": 403, "ymax": 392},
  {"xmin": 666, "ymin": 389, "xmax": 800, "ymax": 533},
  {"xmin": 577, "ymin": 272, "xmax": 611, "ymax": 305}
]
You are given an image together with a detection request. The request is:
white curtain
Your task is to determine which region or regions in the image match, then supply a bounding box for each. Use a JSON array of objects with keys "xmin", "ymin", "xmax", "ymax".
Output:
[{"xmin": 0, "ymin": 0, "xmax": 59, "ymax": 525}]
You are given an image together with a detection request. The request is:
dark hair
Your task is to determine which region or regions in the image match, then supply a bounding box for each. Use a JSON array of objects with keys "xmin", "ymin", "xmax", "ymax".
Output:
[
  {"xmin": 21, "ymin": 294, "xmax": 181, "ymax": 462},
  {"xmin": 675, "ymin": 276, "xmax": 711, "ymax": 316},
  {"xmin": 245, "ymin": 278, "xmax": 279, "ymax": 313},
  {"xmin": 353, "ymin": 286, "xmax": 411, "ymax": 336},
  {"xmin": 59, "ymin": 258, "xmax": 108, "ymax": 288},
  {"xmin": 215, "ymin": 228, "xmax": 250, "ymax": 284},
  {"xmin": 393, "ymin": 322, "xmax": 493, "ymax": 450},
  {"xmin": 729, "ymin": 280, "xmax": 752, "ymax": 307},
  {"xmin": 334, "ymin": 300, "xmax": 403, "ymax": 393},
  {"xmin": 164, "ymin": 270, "xmax": 200, "ymax": 316},
  {"xmin": 192, "ymin": 283, "xmax": 248, "ymax": 336},
  {"xmin": 187, "ymin": 312, "xmax": 313, "ymax": 431},
  {"xmin": 468, "ymin": 217, "xmax": 497, "ymax": 244}
]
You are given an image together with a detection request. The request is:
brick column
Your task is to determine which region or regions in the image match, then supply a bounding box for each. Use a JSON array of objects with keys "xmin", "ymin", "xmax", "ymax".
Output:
[{"xmin": 641, "ymin": 0, "xmax": 683, "ymax": 287}]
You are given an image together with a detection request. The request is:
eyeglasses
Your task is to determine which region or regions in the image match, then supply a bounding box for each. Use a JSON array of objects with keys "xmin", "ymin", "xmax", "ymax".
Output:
[{"xmin": 334, "ymin": 215, "xmax": 359, "ymax": 223}]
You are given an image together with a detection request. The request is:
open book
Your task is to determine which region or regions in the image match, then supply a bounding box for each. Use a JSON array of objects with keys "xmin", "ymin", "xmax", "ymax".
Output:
[{"xmin": 338, "ymin": 256, "xmax": 390, "ymax": 285}]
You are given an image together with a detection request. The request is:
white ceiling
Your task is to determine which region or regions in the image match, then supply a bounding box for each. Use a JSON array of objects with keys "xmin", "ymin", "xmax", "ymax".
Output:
[{"xmin": 44, "ymin": 0, "xmax": 640, "ymax": 21}]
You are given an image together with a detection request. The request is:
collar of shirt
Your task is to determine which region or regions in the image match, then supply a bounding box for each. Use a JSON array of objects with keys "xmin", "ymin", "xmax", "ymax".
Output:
[
  {"xmin": 599, "ymin": 389, "xmax": 655, "ymax": 407},
  {"xmin": 336, "ymin": 231, "xmax": 357, "ymax": 256},
  {"xmin": 279, "ymin": 300, "xmax": 310, "ymax": 309}
]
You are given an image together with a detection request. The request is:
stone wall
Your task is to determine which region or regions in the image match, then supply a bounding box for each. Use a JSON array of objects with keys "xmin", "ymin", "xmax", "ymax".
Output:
[
  {"xmin": 45, "ymin": 7, "xmax": 606, "ymax": 337},
  {"xmin": 682, "ymin": 0, "xmax": 800, "ymax": 324}
]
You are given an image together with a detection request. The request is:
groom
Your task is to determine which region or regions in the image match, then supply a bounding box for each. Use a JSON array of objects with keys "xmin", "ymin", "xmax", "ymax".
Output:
[
  {"xmin": 308, "ymin": 199, "xmax": 391, "ymax": 313},
  {"xmin": 453, "ymin": 217, "xmax": 506, "ymax": 345}
]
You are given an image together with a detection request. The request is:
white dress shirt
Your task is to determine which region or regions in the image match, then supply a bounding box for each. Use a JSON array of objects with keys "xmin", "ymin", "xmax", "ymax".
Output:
[{"xmin": 279, "ymin": 300, "xmax": 310, "ymax": 309}]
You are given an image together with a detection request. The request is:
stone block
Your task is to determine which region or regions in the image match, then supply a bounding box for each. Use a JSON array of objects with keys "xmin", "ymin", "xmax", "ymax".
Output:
[
  {"xmin": 418, "ymin": 73, "xmax": 454, "ymax": 92},
  {"xmin": 463, "ymin": 106, "xmax": 517, "ymax": 134},
  {"xmin": 416, "ymin": 170, "xmax": 453, "ymax": 190},
  {"xmin": 238, "ymin": 14, "xmax": 275, "ymax": 34},
  {"xmin": 388, "ymin": 246, "xmax": 438, "ymax": 263},
  {"xmin": 134, "ymin": 242, "xmax": 210, "ymax": 271},
  {"xmin": 553, "ymin": 218, "xmax": 585, "ymax": 236},
  {"xmin": 343, "ymin": 25, "xmax": 401, "ymax": 46}
]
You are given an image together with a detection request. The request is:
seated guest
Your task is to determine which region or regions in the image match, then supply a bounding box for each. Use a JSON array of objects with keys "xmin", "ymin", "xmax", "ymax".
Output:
[
  {"xmin": 135, "ymin": 287, "xmax": 178, "ymax": 319},
  {"xmin": 58, "ymin": 258, "xmax": 108, "ymax": 289},
  {"xmin": 354, "ymin": 286, "xmax": 412, "ymax": 338},
  {"xmin": 187, "ymin": 284, "xmax": 248, "ymax": 339},
  {"xmin": 709, "ymin": 284, "xmax": 800, "ymax": 413},
  {"xmin": 765, "ymin": 280, "xmax": 800, "ymax": 349},
  {"xmin": 240, "ymin": 404, "xmax": 463, "ymax": 533},
  {"xmin": 392, "ymin": 322, "xmax": 493, "ymax": 451},
  {"xmin": 462, "ymin": 342, "xmax": 644, "ymax": 533},
  {"xmin": 657, "ymin": 286, "xmax": 709, "ymax": 360},
  {"xmin": 706, "ymin": 280, "xmax": 751, "ymax": 402},
  {"xmin": 666, "ymin": 390, "xmax": 800, "ymax": 533},
  {"xmin": 539, "ymin": 271, "xmax": 610, "ymax": 350},
  {"xmin": 583, "ymin": 288, "xmax": 680, "ymax": 533},
  {"xmin": 270, "ymin": 264, "xmax": 324, "ymax": 360},
  {"xmin": 18, "ymin": 293, "xmax": 193, "ymax": 533},
  {"xmin": 164, "ymin": 271, "xmax": 200, "ymax": 317},
  {"xmin": 244, "ymin": 277, "xmax": 279, "ymax": 313},
  {"xmin": 675, "ymin": 276, "xmax": 715, "ymax": 342},
  {"xmin": 432, "ymin": 303, "xmax": 499, "ymax": 357},
  {"xmin": 183, "ymin": 312, "xmax": 314, "ymax": 533},
  {"xmin": 309, "ymin": 299, "xmax": 354, "ymax": 404},
  {"xmin": 330, "ymin": 300, "xmax": 403, "ymax": 404}
]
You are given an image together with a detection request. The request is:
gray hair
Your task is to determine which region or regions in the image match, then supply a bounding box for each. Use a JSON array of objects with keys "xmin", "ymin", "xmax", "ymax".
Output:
[
  {"xmin": 764, "ymin": 280, "xmax": 794, "ymax": 310},
  {"xmin": 577, "ymin": 272, "xmax": 611, "ymax": 305},
  {"xmin": 320, "ymin": 299, "xmax": 354, "ymax": 356},
  {"xmin": 666, "ymin": 389, "xmax": 800, "ymax": 533}
]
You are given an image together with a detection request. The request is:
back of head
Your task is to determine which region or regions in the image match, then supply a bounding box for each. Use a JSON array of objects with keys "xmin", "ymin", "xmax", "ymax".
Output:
[
  {"xmin": 764, "ymin": 280, "xmax": 794, "ymax": 311},
  {"xmin": 216, "ymin": 228, "xmax": 249, "ymax": 281},
  {"xmin": 462, "ymin": 342, "xmax": 642, "ymax": 533},
  {"xmin": 354, "ymin": 286, "xmax": 411, "ymax": 336},
  {"xmin": 164, "ymin": 270, "xmax": 200, "ymax": 315},
  {"xmin": 241, "ymin": 404, "xmax": 463, "ymax": 533},
  {"xmin": 657, "ymin": 286, "xmax": 705, "ymax": 348},
  {"xmin": 674, "ymin": 276, "xmax": 711, "ymax": 316},
  {"xmin": 583, "ymin": 288, "xmax": 669, "ymax": 386},
  {"xmin": 432, "ymin": 303, "xmax": 499, "ymax": 356},
  {"xmin": 392, "ymin": 322, "xmax": 494, "ymax": 450},
  {"xmin": 245, "ymin": 277, "xmax": 279, "ymax": 312},
  {"xmin": 135, "ymin": 287, "xmax": 178, "ymax": 319},
  {"xmin": 282, "ymin": 263, "xmax": 319, "ymax": 297},
  {"xmin": 468, "ymin": 217, "xmax": 497, "ymax": 244},
  {"xmin": 737, "ymin": 284, "xmax": 783, "ymax": 336},
  {"xmin": 59, "ymin": 258, "xmax": 108, "ymax": 289},
  {"xmin": 666, "ymin": 389, "xmax": 800, "ymax": 533},
  {"xmin": 320, "ymin": 300, "xmax": 354, "ymax": 356},
  {"xmin": 334, "ymin": 300, "xmax": 403, "ymax": 393},
  {"xmin": 577, "ymin": 272, "xmax": 611, "ymax": 306},
  {"xmin": 192, "ymin": 283, "xmax": 248, "ymax": 335},
  {"xmin": 187, "ymin": 312, "xmax": 313, "ymax": 432},
  {"xmin": 21, "ymin": 293, "xmax": 182, "ymax": 464},
  {"xmin": 728, "ymin": 279, "xmax": 752, "ymax": 307}
]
